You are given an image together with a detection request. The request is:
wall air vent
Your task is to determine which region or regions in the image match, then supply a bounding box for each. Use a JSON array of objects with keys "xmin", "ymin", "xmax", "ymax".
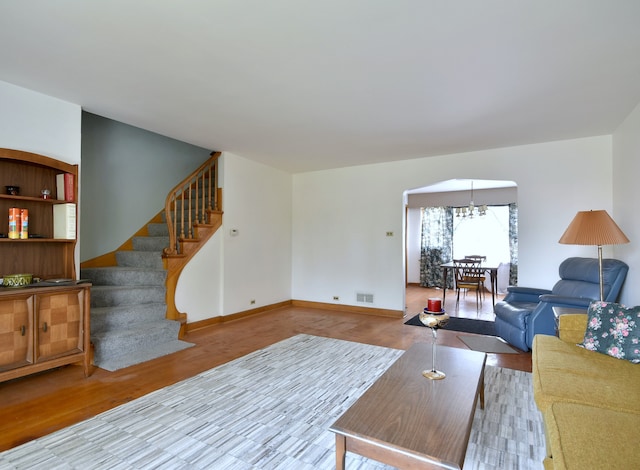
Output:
[{"xmin": 356, "ymin": 293, "xmax": 374, "ymax": 303}]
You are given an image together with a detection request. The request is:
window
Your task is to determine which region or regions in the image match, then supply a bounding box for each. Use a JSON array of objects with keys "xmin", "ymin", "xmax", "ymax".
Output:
[{"xmin": 452, "ymin": 205, "xmax": 510, "ymax": 265}]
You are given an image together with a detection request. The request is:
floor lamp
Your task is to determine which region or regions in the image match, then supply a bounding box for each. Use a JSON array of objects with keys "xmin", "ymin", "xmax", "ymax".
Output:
[{"xmin": 558, "ymin": 210, "xmax": 630, "ymax": 301}]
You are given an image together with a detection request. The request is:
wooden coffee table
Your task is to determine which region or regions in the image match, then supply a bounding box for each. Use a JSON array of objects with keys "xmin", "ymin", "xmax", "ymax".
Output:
[{"xmin": 330, "ymin": 343, "xmax": 486, "ymax": 469}]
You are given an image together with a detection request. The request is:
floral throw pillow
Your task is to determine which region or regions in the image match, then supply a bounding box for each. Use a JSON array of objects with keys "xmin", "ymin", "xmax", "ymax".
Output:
[{"xmin": 580, "ymin": 301, "xmax": 640, "ymax": 363}]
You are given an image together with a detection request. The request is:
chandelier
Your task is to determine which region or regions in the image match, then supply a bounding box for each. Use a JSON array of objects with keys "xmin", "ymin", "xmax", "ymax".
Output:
[{"xmin": 455, "ymin": 181, "xmax": 487, "ymax": 218}]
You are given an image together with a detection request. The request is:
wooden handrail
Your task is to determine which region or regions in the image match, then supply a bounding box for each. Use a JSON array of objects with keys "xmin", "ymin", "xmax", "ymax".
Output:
[{"xmin": 163, "ymin": 151, "xmax": 221, "ymax": 256}]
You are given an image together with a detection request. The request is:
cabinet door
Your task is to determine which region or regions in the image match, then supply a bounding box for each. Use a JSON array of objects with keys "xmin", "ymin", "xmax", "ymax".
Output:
[
  {"xmin": 35, "ymin": 289, "xmax": 84, "ymax": 362},
  {"xmin": 0, "ymin": 295, "xmax": 34, "ymax": 371}
]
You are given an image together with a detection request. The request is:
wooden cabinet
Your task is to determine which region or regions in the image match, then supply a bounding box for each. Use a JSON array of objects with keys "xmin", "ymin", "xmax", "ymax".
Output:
[
  {"xmin": 0, "ymin": 284, "xmax": 91, "ymax": 382},
  {"xmin": 0, "ymin": 149, "xmax": 90, "ymax": 382}
]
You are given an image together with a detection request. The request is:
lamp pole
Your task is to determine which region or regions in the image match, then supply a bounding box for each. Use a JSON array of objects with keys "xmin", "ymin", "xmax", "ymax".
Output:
[{"xmin": 597, "ymin": 245, "xmax": 604, "ymax": 301}]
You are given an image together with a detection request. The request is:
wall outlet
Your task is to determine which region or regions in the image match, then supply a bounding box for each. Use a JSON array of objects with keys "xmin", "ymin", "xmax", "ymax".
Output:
[
  {"xmin": 250, "ymin": 299, "xmax": 256, "ymax": 305},
  {"xmin": 386, "ymin": 231, "xmax": 394, "ymax": 237},
  {"xmin": 333, "ymin": 296, "xmax": 340, "ymax": 301}
]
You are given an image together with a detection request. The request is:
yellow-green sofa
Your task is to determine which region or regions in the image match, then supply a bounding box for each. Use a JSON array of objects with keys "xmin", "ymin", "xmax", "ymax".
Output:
[{"xmin": 532, "ymin": 313, "xmax": 640, "ymax": 469}]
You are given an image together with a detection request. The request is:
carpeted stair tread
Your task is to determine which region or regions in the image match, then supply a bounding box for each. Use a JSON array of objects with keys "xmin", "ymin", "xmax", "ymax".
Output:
[
  {"xmin": 132, "ymin": 236, "xmax": 170, "ymax": 252},
  {"xmin": 90, "ymin": 303, "xmax": 167, "ymax": 334},
  {"xmin": 147, "ymin": 223, "xmax": 169, "ymax": 236},
  {"xmin": 115, "ymin": 251, "xmax": 164, "ymax": 269},
  {"xmin": 90, "ymin": 285, "xmax": 166, "ymax": 308},
  {"xmin": 81, "ymin": 266, "xmax": 166, "ymax": 286},
  {"xmin": 92, "ymin": 320, "xmax": 182, "ymax": 364},
  {"xmin": 92, "ymin": 319, "xmax": 180, "ymax": 346},
  {"xmin": 95, "ymin": 339, "xmax": 194, "ymax": 372}
]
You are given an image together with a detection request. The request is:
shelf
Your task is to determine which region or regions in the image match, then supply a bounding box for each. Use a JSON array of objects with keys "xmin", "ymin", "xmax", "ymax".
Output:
[
  {"xmin": 0, "ymin": 194, "xmax": 73, "ymax": 204},
  {"xmin": 0, "ymin": 238, "xmax": 75, "ymax": 243}
]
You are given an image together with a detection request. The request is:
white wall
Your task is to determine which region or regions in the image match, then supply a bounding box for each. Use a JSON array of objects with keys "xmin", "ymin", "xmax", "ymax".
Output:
[
  {"xmin": 173, "ymin": 152, "xmax": 295, "ymax": 321},
  {"xmin": 292, "ymin": 136, "xmax": 614, "ymax": 312},
  {"xmin": 0, "ymin": 80, "xmax": 82, "ymax": 275},
  {"xmin": 176, "ymin": 230, "xmax": 224, "ymax": 322},
  {"xmin": 613, "ymin": 100, "xmax": 640, "ymax": 306},
  {"xmin": 0, "ymin": 81, "xmax": 81, "ymax": 164}
]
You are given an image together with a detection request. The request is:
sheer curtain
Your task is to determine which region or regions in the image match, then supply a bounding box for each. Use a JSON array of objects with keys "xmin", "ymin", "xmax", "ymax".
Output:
[{"xmin": 419, "ymin": 207, "xmax": 454, "ymax": 288}]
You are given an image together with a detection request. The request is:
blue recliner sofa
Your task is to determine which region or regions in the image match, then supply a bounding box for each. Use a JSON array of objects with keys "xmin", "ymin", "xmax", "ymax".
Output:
[{"xmin": 494, "ymin": 257, "xmax": 628, "ymax": 351}]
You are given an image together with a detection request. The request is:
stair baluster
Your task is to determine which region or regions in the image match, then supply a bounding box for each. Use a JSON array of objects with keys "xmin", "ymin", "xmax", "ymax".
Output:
[{"xmin": 164, "ymin": 151, "xmax": 221, "ymax": 256}]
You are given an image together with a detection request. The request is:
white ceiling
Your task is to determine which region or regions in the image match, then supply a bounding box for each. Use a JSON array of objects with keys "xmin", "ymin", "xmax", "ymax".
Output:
[{"xmin": 1, "ymin": 1, "xmax": 639, "ymax": 173}]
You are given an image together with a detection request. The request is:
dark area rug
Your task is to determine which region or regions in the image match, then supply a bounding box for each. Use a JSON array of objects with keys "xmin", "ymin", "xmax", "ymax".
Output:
[{"xmin": 404, "ymin": 314, "xmax": 497, "ymax": 336}]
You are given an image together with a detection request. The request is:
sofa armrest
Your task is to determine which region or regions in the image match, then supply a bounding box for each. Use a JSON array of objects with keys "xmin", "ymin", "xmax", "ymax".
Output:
[
  {"xmin": 507, "ymin": 286, "xmax": 552, "ymax": 296},
  {"xmin": 504, "ymin": 286, "xmax": 552, "ymax": 303},
  {"xmin": 558, "ymin": 313, "xmax": 588, "ymax": 344}
]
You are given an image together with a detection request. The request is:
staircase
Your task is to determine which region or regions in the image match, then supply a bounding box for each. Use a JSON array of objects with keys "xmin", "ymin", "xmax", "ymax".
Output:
[
  {"xmin": 80, "ymin": 152, "xmax": 221, "ymax": 371},
  {"xmin": 81, "ymin": 220, "xmax": 194, "ymax": 371}
]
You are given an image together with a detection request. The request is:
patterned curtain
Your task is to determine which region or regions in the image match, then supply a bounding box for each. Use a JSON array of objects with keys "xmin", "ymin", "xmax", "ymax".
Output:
[
  {"xmin": 419, "ymin": 207, "xmax": 454, "ymax": 288},
  {"xmin": 508, "ymin": 203, "xmax": 518, "ymax": 286}
]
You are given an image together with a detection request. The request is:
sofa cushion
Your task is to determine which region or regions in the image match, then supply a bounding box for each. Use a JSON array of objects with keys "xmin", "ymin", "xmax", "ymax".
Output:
[
  {"xmin": 580, "ymin": 301, "xmax": 640, "ymax": 364},
  {"xmin": 532, "ymin": 334, "xmax": 640, "ymax": 415},
  {"xmin": 545, "ymin": 403, "xmax": 639, "ymax": 470}
]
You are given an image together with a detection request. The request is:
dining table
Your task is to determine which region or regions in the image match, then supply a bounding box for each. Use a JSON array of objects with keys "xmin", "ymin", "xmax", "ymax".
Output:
[{"xmin": 440, "ymin": 261, "xmax": 499, "ymax": 307}]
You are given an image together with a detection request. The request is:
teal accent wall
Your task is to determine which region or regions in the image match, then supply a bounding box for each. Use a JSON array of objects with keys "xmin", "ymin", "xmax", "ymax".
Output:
[{"xmin": 80, "ymin": 112, "xmax": 211, "ymax": 261}]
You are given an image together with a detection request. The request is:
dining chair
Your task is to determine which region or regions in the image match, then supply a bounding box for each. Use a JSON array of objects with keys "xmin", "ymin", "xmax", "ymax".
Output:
[
  {"xmin": 453, "ymin": 258, "xmax": 484, "ymax": 312},
  {"xmin": 463, "ymin": 255, "xmax": 487, "ymax": 300}
]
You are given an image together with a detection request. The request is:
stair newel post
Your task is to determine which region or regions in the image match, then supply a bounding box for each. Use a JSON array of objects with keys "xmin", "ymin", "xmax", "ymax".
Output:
[{"xmin": 164, "ymin": 196, "xmax": 178, "ymax": 256}]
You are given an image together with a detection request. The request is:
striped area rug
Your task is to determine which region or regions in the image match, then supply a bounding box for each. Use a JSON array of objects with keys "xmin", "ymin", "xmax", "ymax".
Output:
[{"xmin": 0, "ymin": 335, "xmax": 545, "ymax": 469}]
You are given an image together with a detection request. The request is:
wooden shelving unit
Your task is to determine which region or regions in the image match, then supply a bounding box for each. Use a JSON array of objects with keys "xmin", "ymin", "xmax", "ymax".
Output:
[
  {"xmin": 0, "ymin": 148, "xmax": 91, "ymax": 382},
  {"xmin": 0, "ymin": 148, "xmax": 77, "ymax": 279}
]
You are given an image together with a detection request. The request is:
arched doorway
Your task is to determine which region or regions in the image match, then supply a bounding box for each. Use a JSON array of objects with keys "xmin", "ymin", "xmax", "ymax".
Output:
[{"xmin": 404, "ymin": 179, "xmax": 518, "ymax": 317}]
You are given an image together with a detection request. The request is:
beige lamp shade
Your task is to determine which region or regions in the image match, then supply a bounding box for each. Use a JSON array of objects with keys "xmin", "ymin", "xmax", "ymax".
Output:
[{"xmin": 559, "ymin": 210, "xmax": 629, "ymax": 246}]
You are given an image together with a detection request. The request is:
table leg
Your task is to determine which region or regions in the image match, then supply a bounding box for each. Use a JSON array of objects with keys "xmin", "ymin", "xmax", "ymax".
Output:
[
  {"xmin": 479, "ymin": 370, "xmax": 485, "ymax": 410},
  {"xmin": 335, "ymin": 434, "xmax": 346, "ymax": 470}
]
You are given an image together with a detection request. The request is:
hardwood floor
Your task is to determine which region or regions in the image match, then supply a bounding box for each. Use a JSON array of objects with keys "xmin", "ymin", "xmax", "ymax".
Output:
[{"xmin": 0, "ymin": 288, "xmax": 530, "ymax": 453}]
